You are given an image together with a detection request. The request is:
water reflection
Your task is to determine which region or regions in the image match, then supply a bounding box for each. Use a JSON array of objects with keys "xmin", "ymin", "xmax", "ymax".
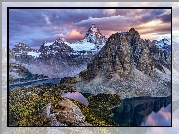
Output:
[
  {"xmin": 112, "ymin": 96, "xmax": 171, "ymax": 126},
  {"xmin": 62, "ymin": 92, "xmax": 88, "ymax": 106},
  {"xmin": 141, "ymin": 104, "xmax": 171, "ymax": 126}
]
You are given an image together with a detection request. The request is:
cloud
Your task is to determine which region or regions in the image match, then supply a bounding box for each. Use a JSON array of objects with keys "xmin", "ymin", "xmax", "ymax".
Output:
[
  {"xmin": 8, "ymin": 8, "xmax": 172, "ymax": 49},
  {"xmin": 151, "ymin": 9, "xmax": 166, "ymax": 16},
  {"xmin": 140, "ymin": 15, "xmax": 154, "ymax": 23},
  {"xmin": 103, "ymin": 9, "xmax": 116, "ymax": 16},
  {"xmin": 160, "ymin": 13, "xmax": 171, "ymax": 23},
  {"xmin": 140, "ymin": 9, "xmax": 171, "ymax": 24},
  {"xmin": 42, "ymin": 13, "xmax": 51, "ymax": 25},
  {"xmin": 75, "ymin": 15, "xmax": 136, "ymax": 31},
  {"xmin": 55, "ymin": 29, "xmax": 85, "ymax": 43}
]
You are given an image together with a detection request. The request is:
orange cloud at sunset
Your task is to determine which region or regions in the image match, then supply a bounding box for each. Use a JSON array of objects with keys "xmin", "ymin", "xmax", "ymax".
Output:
[
  {"xmin": 56, "ymin": 29, "xmax": 85, "ymax": 43},
  {"xmin": 65, "ymin": 29, "xmax": 84, "ymax": 39}
]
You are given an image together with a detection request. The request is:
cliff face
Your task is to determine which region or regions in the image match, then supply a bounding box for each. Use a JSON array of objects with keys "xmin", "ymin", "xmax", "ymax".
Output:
[{"xmin": 79, "ymin": 28, "xmax": 171, "ymax": 82}]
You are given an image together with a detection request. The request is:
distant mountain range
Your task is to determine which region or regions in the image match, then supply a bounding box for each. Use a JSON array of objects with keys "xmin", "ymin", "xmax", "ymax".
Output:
[
  {"xmin": 10, "ymin": 24, "xmax": 170, "ymax": 64},
  {"xmin": 10, "ymin": 24, "xmax": 106, "ymax": 59},
  {"xmin": 9, "ymin": 24, "xmax": 108, "ymax": 78}
]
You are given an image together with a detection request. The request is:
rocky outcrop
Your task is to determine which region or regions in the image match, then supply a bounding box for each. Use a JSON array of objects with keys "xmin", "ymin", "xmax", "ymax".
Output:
[
  {"xmin": 79, "ymin": 28, "xmax": 171, "ymax": 82},
  {"xmin": 12, "ymin": 43, "xmax": 33, "ymax": 53},
  {"xmin": 42, "ymin": 98, "xmax": 92, "ymax": 126}
]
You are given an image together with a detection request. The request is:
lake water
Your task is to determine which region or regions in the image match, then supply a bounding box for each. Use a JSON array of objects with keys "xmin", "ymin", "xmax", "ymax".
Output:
[
  {"xmin": 62, "ymin": 92, "xmax": 89, "ymax": 106},
  {"xmin": 111, "ymin": 96, "xmax": 171, "ymax": 126},
  {"xmin": 9, "ymin": 78, "xmax": 171, "ymax": 126},
  {"xmin": 62, "ymin": 92, "xmax": 171, "ymax": 126},
  {"xmin": 9, "ymin": 78, "xmax": 61, "ymax": 89}
]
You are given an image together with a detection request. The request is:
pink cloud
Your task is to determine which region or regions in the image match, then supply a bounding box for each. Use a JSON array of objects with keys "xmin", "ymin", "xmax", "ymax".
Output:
[{"xmin": 55, "ymin": 29, "xmax": 85, "ymax": 43}]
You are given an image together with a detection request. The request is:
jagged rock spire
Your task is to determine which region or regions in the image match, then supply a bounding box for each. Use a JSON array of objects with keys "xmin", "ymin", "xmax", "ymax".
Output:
[{"xmin": 84, "ymin": 24, "xmax": 107, "ymax": 46}]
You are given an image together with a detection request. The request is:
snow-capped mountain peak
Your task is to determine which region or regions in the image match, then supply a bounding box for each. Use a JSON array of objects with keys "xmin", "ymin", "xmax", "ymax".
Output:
[
  {"xmin": 44, "ymin": 41, "xmax": 54, "ymax": 47},
  {"xmin": 84, "ymin": 24, "xmax": 107, "ymax": 46},
  {"xmin": 40, "ymin": 24, "xmax": 107, "ymax": 53},
  {"xmin": 160, "ymin": 38, "xmax": 170, "ymax": 45},
  {"xmin": 90, "ymin": 24, "xmax": 103, "ymax": 37},
  {"xmin": 43, "ymin": 37, "xmax": 68, "ymax": 47},
  {"xmin": 55, "ymin": 37, "xmax": 67, "ymax": 43},
  {"xmin": 63, "ymin": 24, "xmax": 107, "ymax": 52},
  {"xmin": 152, "ymin": 38, "xmax": 171, "ymax": 52},
  {"xmin": 14, "ymin": 43, "xmax": 32, "ymax": 51}
]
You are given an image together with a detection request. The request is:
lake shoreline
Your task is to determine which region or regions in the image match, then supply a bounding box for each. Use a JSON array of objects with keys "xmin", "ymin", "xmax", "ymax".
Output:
[
  {"xmin": 9, "ymin": 78, "xmax": 171, "ymax": 100},
  {"xmin": 9, "ymin": 78, "xmax": 50, "ymax": 85}
]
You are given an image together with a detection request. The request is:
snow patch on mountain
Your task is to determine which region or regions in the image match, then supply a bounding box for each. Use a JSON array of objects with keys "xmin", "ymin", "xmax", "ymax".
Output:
[
  {"xmin": 69, "ymin": 40, "xmax": 97, "ymax": 51},
  {"xmin": 27, "ymin": 51, "xmax": 41, "ymax": 58},
  {"xmin": 44, "ymin": 41, "xmax": 54, "ymax": 47},
  {"xmin": 152, "ymin": 38, "xmax": 171, "ymax": 52},
  {"xmin": 9, "ymin": 72, "xmax": 23, "ymax": 78}
]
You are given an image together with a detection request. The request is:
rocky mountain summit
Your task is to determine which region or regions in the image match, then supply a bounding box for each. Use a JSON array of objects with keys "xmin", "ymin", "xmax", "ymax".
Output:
[
  {"xmin": 78, "ymin": 28, "xmax": 171, "ymax": 98},
  {"xmin": 42, "ymin": 98, "xmax": 91, "ymax": 126},
  {"xmin": 84, "ymin": 24, "xmax": 107, "ymax": 46},
  {"xmin": 38, "ymin": 37, "xmax": 73, "ymax": 59},
  {"xmin": 80, "ymin": 28, "xmax": 171, "ymax": 81}
]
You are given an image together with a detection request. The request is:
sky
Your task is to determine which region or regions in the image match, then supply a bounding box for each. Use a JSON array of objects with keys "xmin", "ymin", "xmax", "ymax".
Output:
[{"xmin": 9, "ymin": 8, "xmax": 172, "ymax": 49}]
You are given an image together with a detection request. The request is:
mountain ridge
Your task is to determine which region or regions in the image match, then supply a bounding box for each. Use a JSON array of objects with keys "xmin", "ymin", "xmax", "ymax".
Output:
[{"xmin": 79, "ymin": 28, "xmax": 171, "ymax": 81}]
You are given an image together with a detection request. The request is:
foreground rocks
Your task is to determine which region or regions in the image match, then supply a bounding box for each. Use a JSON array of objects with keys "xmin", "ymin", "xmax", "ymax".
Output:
[{"xmin": 42, "ymin": 98, "xmax": 92, "ymax": 126}]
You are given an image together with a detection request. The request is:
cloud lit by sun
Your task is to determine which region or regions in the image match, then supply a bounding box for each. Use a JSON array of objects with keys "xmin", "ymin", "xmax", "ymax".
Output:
[{"xmin": 8, "ymin": 8, "xmax": 172, "ymax": 48}]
